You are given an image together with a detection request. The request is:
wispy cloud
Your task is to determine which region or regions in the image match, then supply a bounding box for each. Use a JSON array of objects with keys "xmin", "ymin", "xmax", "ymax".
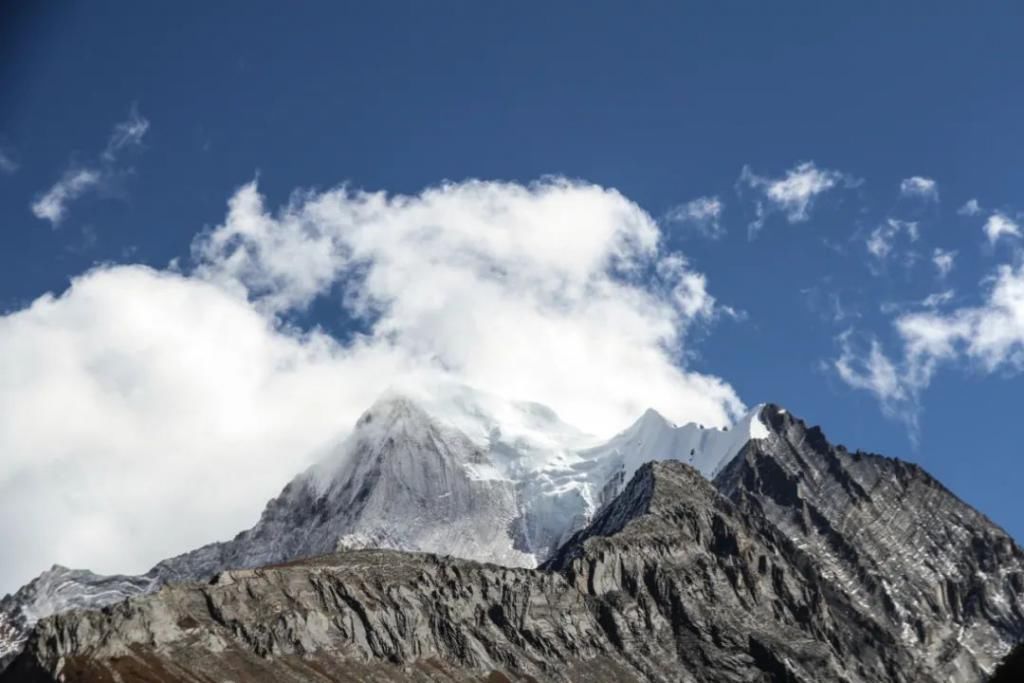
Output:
[
  {"xmin": 739, "ymin": 161, "xmax": 855, "ymax": 236},
  {"xmin": 835, "ymin": 261, "xmax": 1024, "ymax": 439},
  {"xmin": 920, "ymin": 289, "xmax": 955, "ymax": 308},
  {"xmin": 899, "ymin": 176, "xmax": 939, "ymax": 202},
  {"xmin": 31, "ymin": 106, "xmax": 150, "ymax": 226},
  {"xmin": 932, "ymin": 248, "xmax": 956, "ymax": 278},
  {"xmin": 865, "ymin": 218, "xmax": 918, "ymax": 265},
  {"xmin": 835, "ymin": 331, "xmax": 915, "ymax": 431},
  {"xmin": 664, "ymin": 195, "xmax": 724, "ymax": 238},
  {"xmin": 103, "ymin": 105, "xmax": 150, "ymax": 161},
  {"xmin": 958, "ymin": 198, "xmax": 982, "ymax": 216},
  {"xmin": 802, "ymin": 283, "xmax": 859, "ymax": 324},
  {"xmin": 30, "ymin": 168, "xmax": 102, "ymax": 224},
  {"xmin": 0, "ymin": 147, "xmax": 17, "ymax": 175}
]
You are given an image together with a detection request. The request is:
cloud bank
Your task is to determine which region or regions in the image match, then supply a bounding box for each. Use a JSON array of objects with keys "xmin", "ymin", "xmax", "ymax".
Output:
[{"xmin": 0, "ymin": 177, "xmax": 744, "ymax": 593}]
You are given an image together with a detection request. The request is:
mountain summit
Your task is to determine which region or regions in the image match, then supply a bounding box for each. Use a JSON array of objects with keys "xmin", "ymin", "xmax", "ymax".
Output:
[
  {"xmin": 2, "ymin": 393, "xmax": 1022, "ymax": 681},
  {"xmin": 0, "ymin": 389, "xmax": 770, "ymax": 667}
]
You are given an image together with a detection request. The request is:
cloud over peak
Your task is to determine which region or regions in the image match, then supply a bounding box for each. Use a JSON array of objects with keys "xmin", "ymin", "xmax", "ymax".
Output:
[{"xmin": 0, "ymin": 176, "xmax": 744, "ymax": 593}]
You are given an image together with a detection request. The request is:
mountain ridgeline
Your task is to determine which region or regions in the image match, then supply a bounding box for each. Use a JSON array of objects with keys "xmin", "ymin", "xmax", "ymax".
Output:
[{"xmin": 1, "ymin": 395, "xmax": 1022, "ymax": 682}]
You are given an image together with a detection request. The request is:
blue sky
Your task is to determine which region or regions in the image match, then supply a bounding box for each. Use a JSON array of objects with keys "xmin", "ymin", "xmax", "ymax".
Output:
[{"xmin": 2, "ymin": 2, "xmax": 1024, "ymax": 588}]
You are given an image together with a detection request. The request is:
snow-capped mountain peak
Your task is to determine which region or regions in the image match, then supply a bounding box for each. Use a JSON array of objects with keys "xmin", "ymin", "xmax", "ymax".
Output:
[
  {"xmin": 634, "ymin": 406, "xmax": 676, "ymax": 429},
  {"xmin": 581, "ymin": 403, "xmax": 769, "ymax": 506},
  {"xmin": 310, "ymin": 391, "xmax": 490, "ymax": 488},
  {"xmin": 0, "ymin": 389, "xmax": 778, "ymax": 670}
]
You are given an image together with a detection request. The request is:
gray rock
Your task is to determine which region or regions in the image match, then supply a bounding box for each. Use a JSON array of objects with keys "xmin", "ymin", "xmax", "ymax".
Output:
[
  {"xmin": 4, "ymin": 404, "xmax": 1023, "ymax": 682},
  {"xmin": 0, "ymin": 567, "xmax": 156, "ymax": 670},
  {"xmin": 714, "ymin": 405, "xmax": 1024, "ymax": 680}
]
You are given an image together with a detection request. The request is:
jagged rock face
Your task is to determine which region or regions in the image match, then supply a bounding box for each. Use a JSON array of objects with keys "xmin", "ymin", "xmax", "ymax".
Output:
[
  {"xmin": 4, "ymin": 400, "xmax": 1023, "ymax": 682},
  {"xmin": 153, "ymin": 396, "xmax": 532, "ymax": 585},
  {"xmin": 0, "ymin": 567, "xmax": 156, "ymax": 670},
  {"xmin": 5, "ymin": 459, "xmax": 992, "ymax": 683},
  {"xmin": 714, "ymin": 405, "xmax": 1024, "ymax": 681},
  {"xmin": 4, "ymin": 550, "xmax": 634, "ymax": 683},
  {"xmin": 545, "ymin": 460, "xmax": 916, "ymax": 682},
  {"xmin": 0, "ymin": 391, "xmax": 765, "ymax": 666}
]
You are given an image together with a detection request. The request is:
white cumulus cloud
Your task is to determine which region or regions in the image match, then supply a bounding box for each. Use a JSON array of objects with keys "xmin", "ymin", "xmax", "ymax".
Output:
[
  {"xmin": 983, "ymin": 212, "xmax": 1021, "ymax": 245},
  {"xmin": 899, "ymin": 176, "xmax": 939, "ymax": 202},
  {"xmin": 0, "ymin": 177, "xmax": 745, "ymax": 593},
  {"xmin": 739, "ymin": 161, "xmax": 852, "ymax": 236}
]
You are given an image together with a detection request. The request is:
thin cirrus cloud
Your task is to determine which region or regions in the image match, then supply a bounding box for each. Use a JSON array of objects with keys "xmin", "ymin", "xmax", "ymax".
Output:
[
  {"xmin": 866, "ymin": 218, "xmax": 919, "ymax": 261},
  {"xmin": 958, "ymin": 198, "xmax": 982, "ymax": 216},
  {"xmin": 664, "ymin": 195, "xmax": 724, "ymax": 238},
  {"xmin": 31, "ymin": 106, "xmax": 150, "ymax": 226},
  {"xmin": 899, "ymin": 176, "xmax": 939, "ymax": 202},
  {"xmin": 102, "ymin": 105, "xmax": 149, "ymax": 162},
  {"xmin": 0, "ymin": 176, "xmax": 746, "ymax": 593},
  {"xmin": 0, "ymin": 147, "xmax": 18, "ymax": 174},
  {"xmin": 30, "ymin": 168, "xmax": 102, "ymax": 224},
  {"xmin": 835, "ymin": 261, "xmax": 1024, "ymax": 437},
  {"xmin": 834, "ymin": 332, "xmax": 910, "ymax": 420},
  {"xmin": 738, "ymin": 161, "xmax": 854, "ymax": 236}
]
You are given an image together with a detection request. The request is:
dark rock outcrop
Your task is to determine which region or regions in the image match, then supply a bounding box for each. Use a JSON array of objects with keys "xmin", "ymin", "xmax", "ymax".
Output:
[
  {"xmin": 989, "ymin": 640, "xmax": 1024, "ymax": 682},
  {"xmin": 714, "ymin": 406, "xmax": 1024, "ymax": 681},
  {"xmin": 4, "ymin": 405, "xmax": 1023, "ymax": 682},
  {"xmin": 5, "ymin": 461, "xmax": 867, "ymax": 682}
]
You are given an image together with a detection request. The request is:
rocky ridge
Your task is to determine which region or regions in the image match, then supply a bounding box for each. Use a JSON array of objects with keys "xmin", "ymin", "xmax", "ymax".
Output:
[
  {"xmin": 0, "ymin": 389, "xmax": 763, "ymax": 668},
  {"xmin": 0, "ymin": 460, "xmax": 871, "ymax": 682},
  {"xmin": 3, "ymin": 402, "xmax": 1023, "ymax": 681},
  {"xmin": 715, "ymin": 405, "xmax": 1024, "ymax": 680},
  {"xmin": 7, "ymin": 415, "xmax": 1024, "ymax": 682}
]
